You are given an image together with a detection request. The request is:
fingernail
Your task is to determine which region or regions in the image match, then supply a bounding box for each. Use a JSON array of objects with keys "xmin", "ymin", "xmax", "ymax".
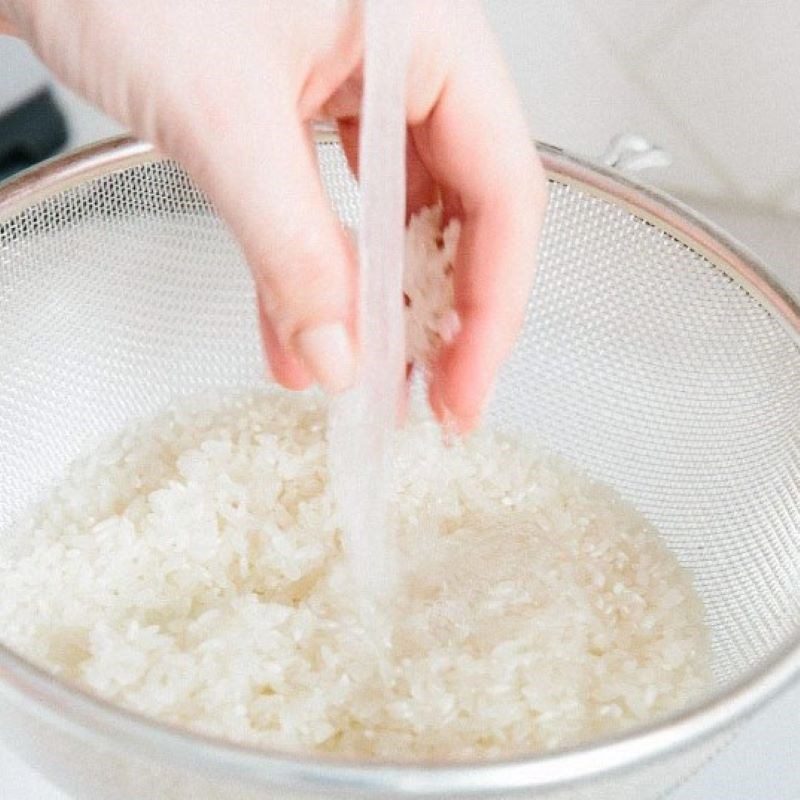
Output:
[{"xmin": 294, "ymin": 323, "xmax": 356, "ymax": 394}]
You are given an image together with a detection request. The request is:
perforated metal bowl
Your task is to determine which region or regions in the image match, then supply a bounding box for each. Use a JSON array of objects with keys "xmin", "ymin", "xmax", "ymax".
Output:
[{"xmin": 0, "ymin": 135, "xmax": 798, "ymax": 799}]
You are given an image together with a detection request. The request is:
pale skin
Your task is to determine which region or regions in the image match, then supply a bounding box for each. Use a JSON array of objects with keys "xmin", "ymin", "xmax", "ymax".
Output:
[{"xmin": 0, "ymin": 0, "xmax": 548, "ymax": 432}]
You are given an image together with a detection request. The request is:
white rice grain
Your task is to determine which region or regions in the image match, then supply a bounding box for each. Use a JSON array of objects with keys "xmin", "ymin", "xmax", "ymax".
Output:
[{"xmin": 0, "ymin": 392, "xmax": 710, "ymax": 759}]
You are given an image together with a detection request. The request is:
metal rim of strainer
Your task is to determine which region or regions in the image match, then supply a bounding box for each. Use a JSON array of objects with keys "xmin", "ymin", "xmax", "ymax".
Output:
[{"xmin": 0, "ymin": 135, "xmax": 798, "ymax": 796}]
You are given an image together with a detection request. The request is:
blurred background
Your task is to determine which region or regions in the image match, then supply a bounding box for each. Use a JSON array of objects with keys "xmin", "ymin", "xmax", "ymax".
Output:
[
  {"xmin": 485, "ymin": 0, "xmax": 799, "ymax": 298},
  {"xmin": 0, "ymin": 2, "xmax": 798, "ymax": 798}
]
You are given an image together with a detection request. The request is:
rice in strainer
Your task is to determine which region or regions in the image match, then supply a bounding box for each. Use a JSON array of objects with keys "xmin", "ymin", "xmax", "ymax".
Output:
[{"xmin": 0, "ymin": 391, "xmax": 709, "ymax": 759}]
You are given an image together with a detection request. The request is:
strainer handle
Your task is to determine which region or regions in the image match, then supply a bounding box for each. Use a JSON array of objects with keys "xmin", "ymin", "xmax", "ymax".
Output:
[{"xmin": 601, "ymin": 133, "xmax": 671, "ymax": 172}]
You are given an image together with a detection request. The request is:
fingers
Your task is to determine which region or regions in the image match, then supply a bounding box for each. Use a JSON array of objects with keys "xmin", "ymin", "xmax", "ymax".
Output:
[
  {"xmin": 176, "ymin": 97, "xmax": 358, "ymax": 395},
  {"xmin": 2, "ymin": 0, "xmax": 364, "ymax": 396},
  {"xmin": 428, "ymin": 164, "xmax": 546, "ymax": 431},
  {"xmin": 333, "ymin": 2, "xmax": 547, "ymax": 429},
  {"xmin": 411, "ymin": 16, "xmax": 549, "ymax": 431}
]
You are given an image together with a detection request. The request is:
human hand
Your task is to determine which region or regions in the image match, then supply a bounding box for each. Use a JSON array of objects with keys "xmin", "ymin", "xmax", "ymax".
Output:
[{"xmin": 1, "ymin": 0, "xmax": 547, "ymax": 431}]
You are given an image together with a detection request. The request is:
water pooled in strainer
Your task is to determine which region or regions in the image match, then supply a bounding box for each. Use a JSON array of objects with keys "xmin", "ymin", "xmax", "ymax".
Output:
[{"xmin": 328, "ymin": 0, "xmax": 410, "ymax": 602}]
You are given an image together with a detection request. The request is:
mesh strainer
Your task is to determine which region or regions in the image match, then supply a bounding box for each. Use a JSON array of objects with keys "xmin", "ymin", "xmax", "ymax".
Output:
[{"xmin": 0, "ymin": 135, "xmax": 798, "ymax": 800}]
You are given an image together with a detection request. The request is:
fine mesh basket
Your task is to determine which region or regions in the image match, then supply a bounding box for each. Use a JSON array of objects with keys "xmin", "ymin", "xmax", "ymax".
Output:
[{"xmin": 0, "ymin": 135, "xmax": 798, "ymax": 800}]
